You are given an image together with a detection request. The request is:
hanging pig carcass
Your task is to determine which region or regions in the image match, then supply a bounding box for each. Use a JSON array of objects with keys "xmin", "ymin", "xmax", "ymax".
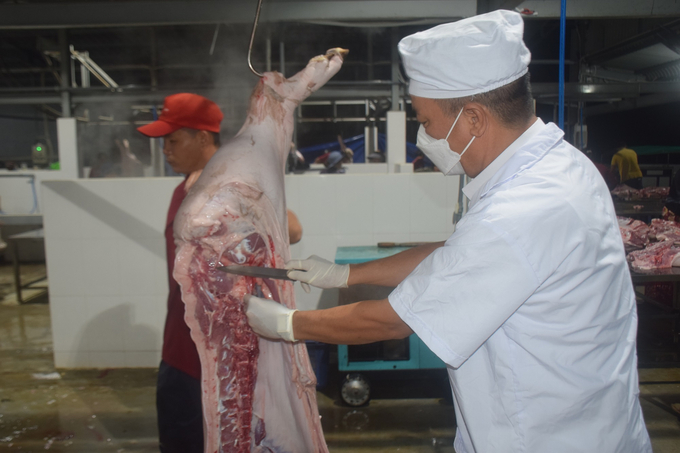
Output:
[{"xmin": 173, "ymin": 48, "xmax": 347, "ymax": 453}]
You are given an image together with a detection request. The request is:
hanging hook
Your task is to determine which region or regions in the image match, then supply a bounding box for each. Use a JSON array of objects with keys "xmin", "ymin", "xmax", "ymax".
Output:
[{"xmin": 247, "ymin": 0, "xmax": 264, "ymax": 77}]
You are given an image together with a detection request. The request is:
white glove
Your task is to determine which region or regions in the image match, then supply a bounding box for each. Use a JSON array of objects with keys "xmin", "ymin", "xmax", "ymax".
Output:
[
  {"xmin": 285, "ymin": 255, "xmax": 349, "ymax": 291},
  {"xmin": 245, "ymin": 294, "xmax": 297, "ymax": 342}
]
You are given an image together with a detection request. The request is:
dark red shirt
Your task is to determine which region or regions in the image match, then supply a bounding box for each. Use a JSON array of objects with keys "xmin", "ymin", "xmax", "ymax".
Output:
[{"xmin": 162, "ymin": 179, "xmax": 201, "ymax": 380}]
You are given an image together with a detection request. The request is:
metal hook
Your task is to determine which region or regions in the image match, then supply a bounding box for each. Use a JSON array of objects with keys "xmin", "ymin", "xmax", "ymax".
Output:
[{"xmin": 247, "ymin": 0, "xmax": 264, "ymax": 78}]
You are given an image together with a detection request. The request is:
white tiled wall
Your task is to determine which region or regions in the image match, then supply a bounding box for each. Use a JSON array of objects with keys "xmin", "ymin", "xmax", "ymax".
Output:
[
  {"xmin": 42, "ymin": 172, "xmax": 461, "ymax": 368},
  {"xmin": 287, "ymin": 173, "xmax": 460, "ymax": 310},
  {"xmin": 43, "ymin": 178, "xmax": 180, "ymax": 369}
]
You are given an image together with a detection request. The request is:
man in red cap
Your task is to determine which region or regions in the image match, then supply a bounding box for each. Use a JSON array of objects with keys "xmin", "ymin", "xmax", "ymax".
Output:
[
  {"xmin": 138, "ymin": 93, "xmax": 302, "ymax": 452},
  {"xmin": 138, "ymin": 92, "xmax": 223, "ymax": 453}
]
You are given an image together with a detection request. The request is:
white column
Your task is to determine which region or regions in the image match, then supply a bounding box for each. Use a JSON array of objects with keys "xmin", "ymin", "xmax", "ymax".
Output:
[
  {"xmin": 56, "ymin": 118, "xmax": 79, "ymax": 179},
  {"xmin": 386, "ymin": 110, "xmax": 407, "ymax": 173}
]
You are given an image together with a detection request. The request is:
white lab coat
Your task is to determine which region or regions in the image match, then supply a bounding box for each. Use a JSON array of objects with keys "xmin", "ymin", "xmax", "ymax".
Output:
[{"xmin": 389, "ymin": 120, "xmax": 652, "ymax": 453}]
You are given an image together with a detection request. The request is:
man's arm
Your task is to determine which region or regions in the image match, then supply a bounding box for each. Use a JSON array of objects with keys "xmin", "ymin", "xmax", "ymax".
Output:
[
  {"xmin": 246, "ymin": 296, "xmax": 413, "ymax": 343},
  {"xmin": 296, "ymin": 299, "xmax": 413, "ymax": 344},
  {"xmin": 287, "ymin": 242, "xmax": 444, "ymax": 289},
  {"xmin": 348, "ymin": 241, "xmax": 444, "ymax": 287}
]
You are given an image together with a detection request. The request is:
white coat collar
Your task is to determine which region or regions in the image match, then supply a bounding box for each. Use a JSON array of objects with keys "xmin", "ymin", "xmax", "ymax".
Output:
[{"xmin": 462, "ymin": 118, "xmax": 546, "ymax": 206}]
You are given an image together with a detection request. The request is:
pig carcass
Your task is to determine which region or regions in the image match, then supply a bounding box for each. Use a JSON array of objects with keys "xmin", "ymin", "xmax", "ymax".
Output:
[{"xmin": 173, "ymin": 49, "xmax": 347, "ymax": 452}]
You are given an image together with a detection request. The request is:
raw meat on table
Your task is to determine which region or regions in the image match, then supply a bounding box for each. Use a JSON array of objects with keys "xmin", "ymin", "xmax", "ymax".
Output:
[
  {"xmin": 611, "ymin": 185, "xmax": 670, "ymax": 201},
  {"xmin": 617, "ymin": 216, "xmax": 650, "ymax": 252},
  {"xmin": 611, "ymin": 184, "xmax": 640, "ymax": 201},
  {"xmin": 173, "ymin": 48, "xmax": 347, "ymax": 453},
  {"xmin": 648, "ymin": 218, "xmax": 680, "ymax": 242},
  {"xmin": 639, "ymin": 186, "xmax": 670, "ymax": 199},
  {"xmin": 628, "ymin": 240, "xmax": 680, "ymax": 271}
]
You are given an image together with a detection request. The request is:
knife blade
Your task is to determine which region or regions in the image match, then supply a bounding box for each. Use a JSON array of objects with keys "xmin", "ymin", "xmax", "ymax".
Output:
[{"xmin": 217, "ymin": 265, "xmax": 295, "ymax": 281}]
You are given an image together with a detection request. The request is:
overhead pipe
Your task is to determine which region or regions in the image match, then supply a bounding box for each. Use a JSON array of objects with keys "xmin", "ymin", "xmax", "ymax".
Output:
[{"xmin": 58, "ymin": 29, "xmax": 71, "ymax": 117}]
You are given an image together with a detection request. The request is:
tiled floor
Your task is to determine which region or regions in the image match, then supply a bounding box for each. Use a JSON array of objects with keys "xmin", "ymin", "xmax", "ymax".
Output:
[{"xmin": 0, "ymin": 264, "xmax": 679, "ymax": 452}]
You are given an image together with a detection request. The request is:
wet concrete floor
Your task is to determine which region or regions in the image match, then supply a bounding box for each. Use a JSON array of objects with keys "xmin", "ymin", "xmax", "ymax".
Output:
[{"xmin": 0, "ymin": 264, "xmax": 679, "ymax": 452}]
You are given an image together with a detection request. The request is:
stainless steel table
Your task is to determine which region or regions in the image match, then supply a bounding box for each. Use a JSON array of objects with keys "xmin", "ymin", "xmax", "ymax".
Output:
[
  {"xmin": 614, "ymin": 199, "xmax": 665, "ymax": 218},
  {"xmin": 630, "ymin": 267, "xmax": 680, "ymax": 366},
  {"xmin": 8, "ymin": 228, "xmax": 46, "ymax": 304}
]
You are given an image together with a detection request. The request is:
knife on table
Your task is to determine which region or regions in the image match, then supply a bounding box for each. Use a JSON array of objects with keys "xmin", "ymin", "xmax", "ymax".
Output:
[{"xmin": 217, "ymin": 265, "xmax": 301, "ymax": 281}]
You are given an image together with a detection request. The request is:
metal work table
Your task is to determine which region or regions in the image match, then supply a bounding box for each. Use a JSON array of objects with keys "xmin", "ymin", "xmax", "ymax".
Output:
[
  {"xmin": 8, "ymin": 228, "xmax": 46, "ymax": 304},
  {"xmin": 631, "ymin": 267, "xmax": 680, "ymax": 283},
  {"xmin": 614, "ymin": 199, "xmax": 665, "ymax": 218},
  {"xmin": 630, "ymin": 267, "xmax": 680, "ymax": 366}
]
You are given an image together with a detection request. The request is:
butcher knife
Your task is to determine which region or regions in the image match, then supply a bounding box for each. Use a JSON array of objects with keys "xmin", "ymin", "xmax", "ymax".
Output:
[{"xmin": 217, "ymin": 265, "xmax": 298, "ymax": 281}]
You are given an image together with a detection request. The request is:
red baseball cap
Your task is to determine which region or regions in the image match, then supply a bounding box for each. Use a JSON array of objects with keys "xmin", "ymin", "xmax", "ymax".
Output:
[{"xmin": 137, "ymin": 93, "xmax": 223, "ymax": 137}]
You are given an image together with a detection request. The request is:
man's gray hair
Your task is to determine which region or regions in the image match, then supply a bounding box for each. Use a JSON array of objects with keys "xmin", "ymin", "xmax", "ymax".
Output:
[{"xmin": 435, "ymin": 73, "xmax": 534, "ymax": 129}]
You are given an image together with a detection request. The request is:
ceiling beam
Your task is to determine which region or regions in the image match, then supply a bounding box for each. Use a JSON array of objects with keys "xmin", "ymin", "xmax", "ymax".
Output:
[
  {"xmin": 584, "ymin": 19, "xmax": 680, "ymax": 65},
  {"xmin": 514, "ymin": 0, "xmax": 680, "ymax": 18},
  {"xmin": 2, "ymin": 82, "xmax": 680, "ymax": 105},
  {"xmin": 0, "ymin": 1, "xmax": 476, "ymax": 30}
]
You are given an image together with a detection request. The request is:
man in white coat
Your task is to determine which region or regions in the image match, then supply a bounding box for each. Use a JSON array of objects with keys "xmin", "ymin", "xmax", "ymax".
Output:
[{"xmin": 246, "ymin": 10, "xmax": 652, "ymax": 452}]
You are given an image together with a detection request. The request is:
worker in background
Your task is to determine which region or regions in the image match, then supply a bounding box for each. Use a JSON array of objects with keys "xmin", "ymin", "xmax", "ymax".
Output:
[
  {"xmin": 313, "ymin": 148, "xmax": 331, "ymax": 164},
  {"xmin": 137, "ymin": 93, "xmax": 302, "ymax": 453},
  {"xmin": 337, "ymin": 134, "xmax": 354, "ymax": 163},
  {"xmin": 287, "ymin": 141, "xmax": 309, "ymax": 173},
  {"xmin": 611, "ymin": 140, "xmax": 643, "ymax": 189},
  {"xmin": 320, "ymin": 150, "xmax": 345, "ymax": 174},
  {"xmin": 246, "ymin": 11, "xmax": 651, "ymax": 453}
]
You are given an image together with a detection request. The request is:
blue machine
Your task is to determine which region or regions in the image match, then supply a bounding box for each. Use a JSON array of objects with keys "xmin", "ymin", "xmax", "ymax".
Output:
[{"xmin": 334, "ymin": 246, "xmax": 446, "ymax": 405}]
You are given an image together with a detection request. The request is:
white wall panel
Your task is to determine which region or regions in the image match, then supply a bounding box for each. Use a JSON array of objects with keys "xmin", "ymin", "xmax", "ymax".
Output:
[{"xmin": 43, "ymin": 172, "xmax": 461, "ymax": 368}]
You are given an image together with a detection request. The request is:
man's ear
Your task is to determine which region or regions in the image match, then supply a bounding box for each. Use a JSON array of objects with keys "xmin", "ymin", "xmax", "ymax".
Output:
[
  {"xmin": 465, "ymin": 103, "xmax": 488, "ymax": 138},
  {"xmin": 197, "ymin": 130, "xmax": 211, "ymax": 147}
]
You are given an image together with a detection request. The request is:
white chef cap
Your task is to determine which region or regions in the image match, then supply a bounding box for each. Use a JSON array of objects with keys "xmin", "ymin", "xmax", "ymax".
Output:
[{"xmin": 398, "ymin": 10, "xmax": 531, "ymax": 99}]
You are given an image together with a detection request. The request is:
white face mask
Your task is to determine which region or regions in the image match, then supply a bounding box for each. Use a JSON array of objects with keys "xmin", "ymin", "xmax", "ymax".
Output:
[{"xmin": 416, "ymin": 108, "xmax": 476, "ymax": 176}]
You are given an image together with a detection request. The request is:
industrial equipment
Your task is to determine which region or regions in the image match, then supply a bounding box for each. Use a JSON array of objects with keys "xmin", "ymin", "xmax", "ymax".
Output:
[{"xmin": 335, "ymin": 246, "xmax": 446, "ymax": 406}]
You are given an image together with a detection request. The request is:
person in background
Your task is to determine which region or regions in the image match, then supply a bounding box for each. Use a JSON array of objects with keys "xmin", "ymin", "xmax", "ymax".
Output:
[
  {"xmin": 287, "ymin": 141, "xmax": 309, "ymax": 173},
  {"xmin": 321, "ymin": 150, "xmax": 345, "ymax": 174},
  {"xmin": 246, "ymin": 10, "xmax": 651, "ymax": 453},
  {"xmin": 337, "ymin": 134, "xmax": 354, "ymax": 163},
  {"xmin": 137, "ymin": 92, "xmax": 302, "ymax": 453},
  {"xmin": 611, "ymin": 141, "xmax": 643, "ymax": 189},
  {"xmin": 411, "ymin": 150, "xmax": 436, "ymax": 172},
  {"xmin": 89, "ymin": 152, "xmax": 114, "ymax": 178},
  {"xmin": 313, "ymin": 149, "xmax": 331, "ymax": 164}
]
